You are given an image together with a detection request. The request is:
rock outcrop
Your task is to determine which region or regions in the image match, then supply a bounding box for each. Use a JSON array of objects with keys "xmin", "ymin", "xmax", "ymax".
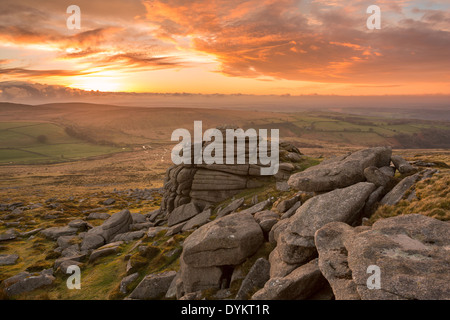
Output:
[
  {"xmin": 275, "ymin": 182, "xmax": 376, "ymax": 266},
  {"xmin": 179, "ymin": 212, "xmax": 264, "ymax": 294},
  {"xmin": 315, "ymin": 214, "xmax": 450, "ymax": 300},
  {"xmin": 160, "ymin": 128, "xmax": 303, "ymax": 214},
  {"xmin": 81, "ymin": 209, "xmax": 133, "ymax": 251},
  {"xmin": 1, "ymin": 269, "xmax": 55, "ymax": 298},
  {"xmin": 288, "ymin": 146, "xmax": 392, "ymax": 192}
]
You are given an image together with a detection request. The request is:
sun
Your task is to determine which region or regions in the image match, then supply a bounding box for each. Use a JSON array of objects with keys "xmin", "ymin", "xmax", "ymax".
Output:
[{"xmin": 68, "ymin": 75, "xmax": 122, "ymax": 92}]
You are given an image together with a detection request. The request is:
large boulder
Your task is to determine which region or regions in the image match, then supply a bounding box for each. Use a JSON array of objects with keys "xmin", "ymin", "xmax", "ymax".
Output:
[
  {"xmin": 81, "ymin": 209, "xmax": 132, "ymax": 251},
  {"xmin": 315, "ymin": 214, "xmax": 450, "ymax": 300},
  {"xmin": 182, "ymin": 213, "xmax": 264, "ymax": 268},
  {"xmin": 101, "ymin": 209, "xmax": 133, "ymax": 242},
  {"xmin": 1, "ymin": 269, "xmax": 55, "ymax": 297},
  {"xmin": 277, "ymin": 182, "xmax": 376, "ymax": 264},
  {"xmin": 167, "ymin": 202, "xmax": 200, "ymax": 227},
  {"xmin": 288, "ymin": 147, "xmax": 391, "ymax": 192},
  {"xmin": 160, "ymin": 134, "xmax": 302, "ymax": 213},
  {"xmin": 180, "ymin": 212, "xmax": 264, "ymax": 294},
  {"xmin": 40, "ymin": 226, "xmax": 78, "ymax": 240},
  {"xmin": 315, "ymin": 222, "xmax": 362, "ymax": 300}
]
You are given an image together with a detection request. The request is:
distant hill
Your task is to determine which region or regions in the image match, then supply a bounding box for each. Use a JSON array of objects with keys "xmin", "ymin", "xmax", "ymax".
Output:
[{"xmin": 0, "ymin": 102, "xmax": 449, "ymax": 158}]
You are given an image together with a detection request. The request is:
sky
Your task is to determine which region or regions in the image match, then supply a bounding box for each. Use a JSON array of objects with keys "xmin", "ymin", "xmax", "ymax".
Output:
[{"xmin": 0, "ymin": 0, "xmax": 449, "ymax": 98}]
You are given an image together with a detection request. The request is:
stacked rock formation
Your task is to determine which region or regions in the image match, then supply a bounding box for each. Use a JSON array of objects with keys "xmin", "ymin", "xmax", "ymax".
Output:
[
  {"xmin": 175, "ymin": 146, "xmax": 449, "ymax": 300},
  {"xmin": 160, "ymin": 126, "xmax": 303, "ymax": 214}
]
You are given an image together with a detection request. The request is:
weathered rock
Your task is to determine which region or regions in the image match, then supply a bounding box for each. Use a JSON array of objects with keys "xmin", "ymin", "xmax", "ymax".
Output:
[
  {"xmin": 18, "ymin": 228, "xmax": 44, "ymax": 238},
  {"xmin": 380, "ymin": 173, "xmax": 420, "ymax": 206},
  {"xmin": 238, "ymin": 199, "xmax": 271, "ymax": 215},
  {"xmin": 254, "ymin": 210, "xmax": 278, "ymax": 233},
  {"xmin": 252, "ymin": 259, "xmax": 326, "ymax": 300},
  {"xmin": 160, "ymin": 138, "xmax": 299, "ymax": 213},
  {"xmin": 87, "ymin": 212, "xmax": 110, "ymax": 220},
  {"xmin": 101, "ymin": 209, "xmax": 133, "ymax": 242},
  {"xmin": 362, "ymin": 186, "xmax": 385, "ymax": 218},
  {"xmin": 268, "ymin": 218, "xmax": 291, "ymax": 244},
  {"xmin": 191, "ymin": 169, "xmax": 247, "ymax": 191},
  {"xmin": 182, "ymin": 212, "xmax": 264, "ymax": 268},
  {"xmin": 61, "ymin": 244, "xmax": 81, "ymax": 258},
  {"xmin": 103, "ymin": 198, "xmax": 116, "ymax": 205},
  {"xmin": 89, "ymin": 244, "xmax": 121, "ymax": 263},
  {"xmin": 130, "ymin": 222, "xmax": 154, "ymax": 231},
  {"xmin": 146, "ymin": 209, "xmax": 162, "ymax": 222},
  {"xmin": 379, "ymin": 166, "xmax": 395, "ymax": 177},
  {"xmin": 268, "ymin": 247, "xmax": 299, "ymax": 278},
  {"xmin": 165, "ymin": 272, "xmax": 180, "ymax": 299},
  {"xmin": 0, "ymin": 229, "xmax": 17, "ymax": 242},
  {"xmin": 236, "ymin": 258, "xmax": 270, "ymax": 300},
  {"xmin": 81, "ymin": 209, "xmax": 133, "ymax": 250},
  {"xmin": 68, "ymin": 219, "xmax": 90, "ymax": 231},
  {"xmin": 166, "ymin": 222, "xmax": 187, "ymax": 236},
  {"xmin": 277, "ymin": 182, "xmax": 376, "ymax": 264},
  {"xmin": 41, "ymin": 226, "xmax": 78, "ymax": 240},
  {"xmin": 364, "ymin": 166, "xmax": 390, "ymax": 187},
  {"xmin": 189, "ymin": 189, "xmax": 245, "ymax": 205},
  {"xmin": 276, "ymin": 196, "xmax": 300, "ymax": 213},
  {"xmin": 11, "ymin": 208, "xmax": 23, "ymax": 215},
  {"xmin": 315, "ymin": 222, "xmax": 360, "ymax": 300},
  {"xmin": 167, "ymin": 202, "xmax": 200, "ymax": 227},
  {"xmin": 111, "ymin": 230, "xmax": 146, "ymax": 242},
  {"xmin": 180, "ymin": 257, "xmax": 223, "ymax": 293},
  {"xmin": 288, "ymin": 147, "xmax": 391, "ymax": 192},
  {"xmin": 120, "ymin": 272, "xmax": 139, "ymax": 294},
  {"xmin": 217, "ymin": 198, "xmax": 245, "ymax": 218},
  {"xmin": 280, "ymin": 201, "xmax": 301, "ymax": 220},
  {"xmin": 54, "ymin": 254, "xmax": 87, "ymax": 270},
  {"xmin": 344, "ymin": 214, "xmax": 450, "ymax": 300},
  {"xmin": 131, "ymin": 213, "xmax": 146, "ymax": 224},
  {"xmin": 57, "ymin": 235, "xmax": 77, "ymax": 250},
  {"xmin": 58, "ymin": 260, "xmax": 82, "ymax": 274},
  {"xmin": 147, "ymin": 227, "xmax": 168, "ymax": 238},
  {"xmin": 80, "ymin": 232, "xmax": 105, "ymax": 251},
  {"xmin": 1, "ymin": 270, "xmax": 55, "ymax": 297},
  {"xmin": 0, "ymin": 254, "xmax": 19, "ymax": 266},
  {"xmin": 391, "ymin": 155, "xmax": 415, "ymax": 174},
  {"xmin": 129, "ymin": 271, "xmax": 177, "ymax": 300},
  {"xmin": 182, "ymin": 208, "xmax": 211, "ymax": 231}
]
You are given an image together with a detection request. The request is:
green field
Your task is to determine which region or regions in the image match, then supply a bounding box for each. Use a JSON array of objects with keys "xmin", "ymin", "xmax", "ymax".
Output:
[{"xmin": 0, "ymin": 122, "xmax": 126, "ymax": 164}]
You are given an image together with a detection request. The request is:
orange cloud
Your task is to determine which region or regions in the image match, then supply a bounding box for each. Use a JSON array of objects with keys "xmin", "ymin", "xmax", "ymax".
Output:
[{"xmin": 142, "ymin": 0, "xmax": 450, "ymax": 84}]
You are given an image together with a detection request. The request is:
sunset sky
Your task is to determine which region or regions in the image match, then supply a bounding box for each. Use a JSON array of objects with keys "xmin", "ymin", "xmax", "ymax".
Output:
[{"xmin": 0, "ymin": 0, "xmax": 449, "ymax": 96}]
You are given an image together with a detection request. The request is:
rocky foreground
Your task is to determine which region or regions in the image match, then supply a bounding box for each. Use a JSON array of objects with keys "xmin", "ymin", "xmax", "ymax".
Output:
[{"xmin": 0, "ymin": 144, "xmax": 449, "ymax": 300}]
